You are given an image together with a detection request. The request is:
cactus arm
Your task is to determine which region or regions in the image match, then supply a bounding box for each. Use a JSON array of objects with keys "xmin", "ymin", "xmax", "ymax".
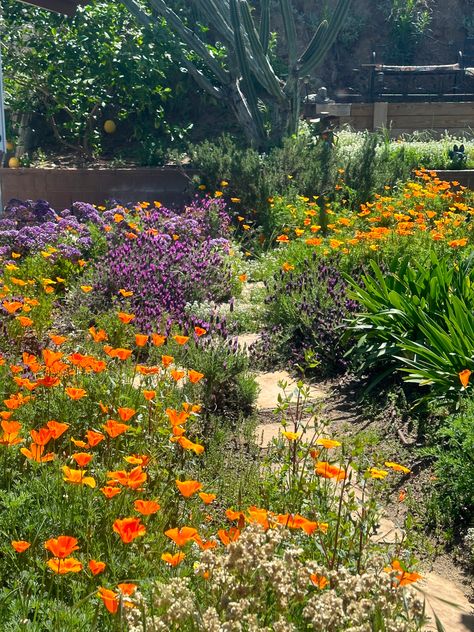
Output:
[
  {"xmin": 298, "ymin": 19, "xmax": 328, "ymax": 69},
  {"xmin": 239, "ymin": 0, "xmax": 285, "ymax": 100},
  {"xmin": 259, "ymin": 0, "xmax": 270, "ymax": 54},
  {"xmin": 298, "ymin": 0, "xmax": 352, "ymax": 76},
  {"xmin": 229, "ymin": 0, "xmax": 266, "ymax": 141},
  {"xmin": 146, "ymin": 0, "xmax": 230, "ymax": 85},
  {"xmin": 194, "ymin": 0, "xmax": 234, "ymax": 45},
  {"xmin": 181, "ymin": 58, "xmax": 223, "ymax": 99},
  {"xmin": 120, "ymin": 0, "xmax": 152, "ymax": 27},
  {"xmin": 279, "ymin": 0, "xmax": 297, "ymax": 68}
]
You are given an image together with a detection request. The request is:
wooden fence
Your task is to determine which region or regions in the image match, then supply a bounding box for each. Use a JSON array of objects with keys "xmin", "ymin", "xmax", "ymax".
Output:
[{"xmin": 305, "ymin": 101, "xmax": 474, "ymax": 137}]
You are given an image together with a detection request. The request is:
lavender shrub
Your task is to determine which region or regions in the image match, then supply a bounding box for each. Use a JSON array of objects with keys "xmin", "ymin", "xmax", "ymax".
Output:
[{"xmin": 253, "ymin": 254, "xmax": 359, "ymax": 376}]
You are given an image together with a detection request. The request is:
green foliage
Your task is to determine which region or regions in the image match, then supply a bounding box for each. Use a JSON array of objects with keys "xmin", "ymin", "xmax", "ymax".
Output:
[
  {"xmin": 1, "ymin": 0, "xmax": 192, "ymax": 159},
  {"xmin": 346, "ymin": 253, "xmax": 474, "ymax": 404},
  {"xmin": 425, "ymin": 405, "xmax": 474, "ymax": 537},
  {"xmin": 384, "ymin": 0, "xmax": 432, "ymax": 63},
  {"xmin": 122, "ymin": 0, "xmax": 352, "ymax": 147}
]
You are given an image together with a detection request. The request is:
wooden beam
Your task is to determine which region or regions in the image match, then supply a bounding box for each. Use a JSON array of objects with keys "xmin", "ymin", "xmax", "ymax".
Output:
[{"xmin": 17, "ymin": 0, "xmax": 88, "ymax": 15}]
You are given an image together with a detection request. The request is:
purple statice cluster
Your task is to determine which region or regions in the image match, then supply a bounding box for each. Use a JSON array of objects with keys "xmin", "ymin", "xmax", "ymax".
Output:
[
  {"xmin": 253, "ymin": 254, "xmax": 360, "ymax": 376},
  {"xmin": 91, "ymin": 200, "xmax": 233, "ymax": 332},
  {"xmin": 0, "ymin": 199, "xmax": 102, "ymax": 261}
]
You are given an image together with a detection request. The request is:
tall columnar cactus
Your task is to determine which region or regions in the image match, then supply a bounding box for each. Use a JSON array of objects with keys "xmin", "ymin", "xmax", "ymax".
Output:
[{"xmin": 121, "ymin": 0, "xmax": 352, "ymax": 147}]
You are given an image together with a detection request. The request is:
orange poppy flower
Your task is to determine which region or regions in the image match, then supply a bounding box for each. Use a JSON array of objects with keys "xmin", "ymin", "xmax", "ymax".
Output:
[
  {"xmin": 113, "ymin": 517, "xmax": 146, "ymax": 543},
  {"xmin": 88, "ymin": 559, "xmax": 106, "ymax": 575},
  {"xmin": 173, "ymin": 335, "xmax": 189, "ymax": 346},
  {"xmin": 161, "ymin": 355, "xmax": 174, "ymax": 368},
  {"xmin": 166, "ymin": 408, "xmax": 189, "ymax": 426},
  {"xmin": 99, "ymin": 401, "xmax": 109, "ymax": 413},
  {"xmin": 135, "ymin": 334, "xmax": 148, "ymax": 347},
  {"xmin": 117, "ymin": 407, "xmax": 136, "ymax": 422},
  {"xmin": 65, "ymin": 387, "xmax": 87, "ymax": 400},
  {"xmin": 217, "ymin": 527, "xmax": 241, "ymax": 545},
  {"xmin": 109, "ymin": 347, "xmax": 132, "ymax": 361},
  {"xmin": 314, "ymin": 461, "xmax": 346, "ymax": 481},
  {"xmin": 37, "ymin": 376, "xmax": 60, "ymax": 388},
  {"xmin": 89, "ymin": 327, "xmax": 108, "ymax": 343},
  {"xmin": 459, "ymin": 369, "xmax": 471, "ymax": 388},
  {"xmin": 177, "ymin": 436, "xmax": 205, "ymax": 455},
  {"xmin": 367, "ymin": 467, "xmax": 389, "ymax": 480},
  {"xmin": 143, "ymin": 390, "xmax": 156, "ymax": 401},
  {"xmin": 118, "ymin": 583, "xmax": 137, "ymax": 596},
  {"xmin": 102, "ymin": 419, "xmax": 130, "ymax": 438},
  {"xmin": 119, "ymin": 288, "xmax": 133, "ymax": 297},
  {"xmin": 165, "ymin": 526, "xmax": 198, "ymax": 547},
  {"xmin": 11, "ymin": 540, "xmax": 30, "ymax": 553},
  {"xmin": 134, "ymin": 499, "xmax": 160, "ymax": 515},
  {"xmin": 107, "ymin": 466, "xmax": 147, "ymax": 490},
  {"xmin": 188, "ymin": 370, "xmax": 204, "ymax": 384},
  {"xmin": 161, "ymin": 551, "xmax": 185, "ymax": 566},
  {"xmin": 21, "ymin": 443, "xmax": 55, "ymax": 463},
  {"xmin": 117, "ymin": 312, "xmax": 135, "ymax": 324},
  {"xmin": 310, "ymin": 574, "xmax": 328, "ymax": 589},
  {"xmin": 62, "ymin": 465, "xmax": 96, "ymax": 488},
  {"xmin": 30, "ymin": 427, "xmax": 52, "ymax": 446},
  {"xmin": 276, "ymin": 235, "xmax": 290, "ymax": 243},
  {"xmin": 171, "ymin": 370, "xmax": 185, "ymax": 382},
  {"xmin": 384, "ymin": 461, "xmax": 411, "ymax": 474},
  {"xmin": 71, "ymin": 437, "xmax": 88, "ymax": 448},
  {"xmin": 198, "ymin": 492, "xmax": 216, "ymax": 505},
  {"xmin": 193, "ymin": 535, "xmax": 217, "ymax": 550},
  {"xmin": 44, "ymin": 535, "xmax": 79, "ymax": 558},
  {"xmin": 3, "ymin": 301, "xmax": 23, "ymax": 314},
  {"xmin": 175, "ymin": 479, "xmax": 202, "ymax": 498},
  {"xmin": 124, "ymin": 454, "xmax": 150, "ymax": 466},
  {"xmin": 194, "ymin": 327, "xmax": 207, "ymax": 337},
  {"xmin": 17, "ymin": 316, "xmax": 33, "ymax": 327},
  {"xmin": 47, "ymin": 420, "xmax": 69, "ymax": 439},
  {"xmin": 135, "ymin": 364, "xmax": 160, "ymax": 375},
  {"xmin": 49, "ymin": 334, "xmax": 67, "ymax": 345},
  {"xmin": 98, "ymin": 587, "xmax": 118, "ymax": 614},
  {"xmin": 71, "ymin": 452, "xmax": 93, "ymax": 467},
  {"xmin": 47, "ymin": 557, "xmax": 83, "ymax": 574},
  {"xmin": 384, "ymin": 560, "xmax": 422, "ymax": 586},
  {"xmin": 282, "ymin": 431, "xmax": 300, "ymax": 441},
  {"xmin": 86, "ymin": 429, "xmax": 105, "ymax": 447},
  {"xmin": 151, "ymin": 333, "xmax": 166, "ymax": 347},
  {"xmin": 80, "ymin": 286, "xmax": 93, "ymax": 293},
  {"xmin": 100, "ymin": 486, "xmax": 121, "ymax": 499},
  {"xmin": 315, "ymin": 438, "xmax": 341, "ymax": 449}
]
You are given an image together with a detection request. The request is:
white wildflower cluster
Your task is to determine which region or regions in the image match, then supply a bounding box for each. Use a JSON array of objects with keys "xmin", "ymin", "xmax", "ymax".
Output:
[{"xmin": 125, "ymin": 524, "xmax": 425, "ymax": 632}]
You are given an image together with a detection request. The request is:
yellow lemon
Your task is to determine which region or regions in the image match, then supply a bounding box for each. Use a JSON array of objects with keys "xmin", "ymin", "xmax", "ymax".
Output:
[
  {"xmin": 8, "ymin": 157, "xmax": 20, "ymax": 169},
  {"xmin": 103, "ymin": 120, "xmax": 116, "ymax": 134},
  {"xmin": 6, "ymin": 141, "xmax": 14, "ymax": 151}
]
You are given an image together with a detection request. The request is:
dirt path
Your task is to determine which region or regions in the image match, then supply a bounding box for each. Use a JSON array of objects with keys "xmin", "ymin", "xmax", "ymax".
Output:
[{"xmin": 252, "ymin": 369, "xmax": 474, "ymax": 632}]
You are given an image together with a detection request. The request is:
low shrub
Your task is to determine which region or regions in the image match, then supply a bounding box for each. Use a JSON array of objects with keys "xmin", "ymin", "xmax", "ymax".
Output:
[
  {"xmin": 254, "ymin": 254, "xmax": 359, "ymax": 376},
  {"xmin": 425, "ymin": 405, "xmax": 474, "ymax": 538}
]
